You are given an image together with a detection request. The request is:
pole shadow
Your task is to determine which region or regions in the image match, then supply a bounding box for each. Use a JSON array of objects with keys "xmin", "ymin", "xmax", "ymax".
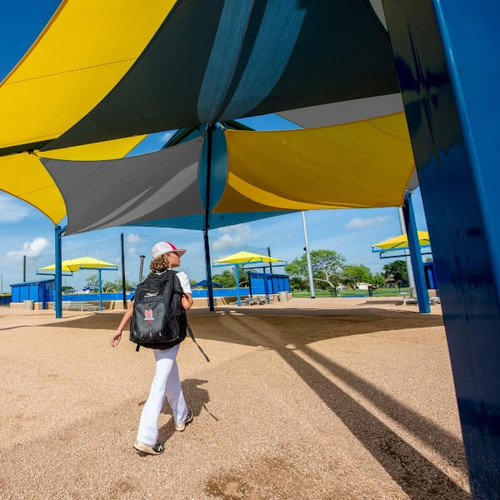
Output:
[{"xmin": 223, "ymin": 314, "xmax": 469, "ymax": 498}]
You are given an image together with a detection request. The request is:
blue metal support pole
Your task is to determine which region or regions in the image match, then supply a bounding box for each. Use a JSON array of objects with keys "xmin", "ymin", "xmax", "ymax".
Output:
[
  {"xmin": 54, "ymin": 225, "xmax": 66, "ymax": 319},
  {"xmin": 120, "ymin": 233, "xmax": 127, "ymax": 309},
  {"xmin": 402, "ymin": 191, "xmax": 430, "ymax": 313},
  {"xmin": 204, "ymin": 124, "xmax": 215, "ymax": 311},
  {"xmin": 235, "ymin": 265, "xmax": 241, "ymax": 307},
  {"xmin": 263, "ymin": 272, "xmax": 270, "ymax": 303},
  {"xmin": 384, "ymin": 0, "xmax": 500, "ymax": 495},
  {"xmin": 98, "ymin": 269, "xmax": 103, "ymax": 311}
]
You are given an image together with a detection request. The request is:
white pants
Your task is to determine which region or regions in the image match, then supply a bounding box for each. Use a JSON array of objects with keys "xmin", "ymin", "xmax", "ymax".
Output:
[{"xmin": 136, "ymin": 344, "xmax": 188, "ymax": 445}]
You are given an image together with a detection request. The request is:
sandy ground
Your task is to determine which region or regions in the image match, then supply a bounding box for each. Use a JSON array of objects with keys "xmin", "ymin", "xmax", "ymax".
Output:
[{"xmin": 0, "ymin": 297, "xmax": 470, "ymax": 499}]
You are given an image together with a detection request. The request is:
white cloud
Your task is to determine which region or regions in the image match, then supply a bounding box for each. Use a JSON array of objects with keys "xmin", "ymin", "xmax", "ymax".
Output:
[
  {"xmin": 345, "ymin": 216, "xmax": 391, "ymax": 231},
  {"xmin": 126, "ymin": 233, "xmax": 142, "ymax": 244},
  {"xmin": 5, "ymin": 237, "xmax": 51, "ymax": 260},
  {"xmin": 212, "ymin": 225, "xmax": 255, "ymax": 250},
  {"xmin": 0, "ymin": 195, "xmax": 30, "ymax": 223}
]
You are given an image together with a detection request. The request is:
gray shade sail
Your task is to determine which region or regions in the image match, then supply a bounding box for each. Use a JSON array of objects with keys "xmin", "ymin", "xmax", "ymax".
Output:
[
  {"xmin": 43, "ymin": 0, "xmax": 399, "ymax": 151},
  {"xmin": 42, "ymin": 138, "xmax": 205, "ymax": 235},
  {"xmin": 276, "ymin": 94, "xmax": 405, "ymax": 128}
]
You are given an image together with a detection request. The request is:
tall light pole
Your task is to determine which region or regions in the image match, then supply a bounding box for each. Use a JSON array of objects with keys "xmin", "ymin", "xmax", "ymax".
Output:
[
  {"xmin": 398, "ymin": 207, "xmax": 415, "ymax": 296},
  {"xmin": 301, "ymin": 211, "xmax": 315, "ymax": 298}
]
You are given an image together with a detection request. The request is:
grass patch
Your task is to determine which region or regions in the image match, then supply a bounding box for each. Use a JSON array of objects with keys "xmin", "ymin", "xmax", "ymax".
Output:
[{"xmin": 292, "ymin": 287, "xmax": 410, "ymax": 299}]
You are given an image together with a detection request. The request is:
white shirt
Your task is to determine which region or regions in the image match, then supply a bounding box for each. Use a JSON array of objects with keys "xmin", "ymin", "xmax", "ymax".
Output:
[
  {"xmin": 150, "ymin": 269, "xmax": 192, "ymax": 295},
  {"xmin": 175, "ymin": 271, "xmax": 192, "ymax": 294}
]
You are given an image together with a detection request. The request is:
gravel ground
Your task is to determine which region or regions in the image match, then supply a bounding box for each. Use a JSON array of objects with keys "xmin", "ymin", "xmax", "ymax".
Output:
[{"xmin": 0, "ymin": 298, "xmax": 470, "ymax": 499}]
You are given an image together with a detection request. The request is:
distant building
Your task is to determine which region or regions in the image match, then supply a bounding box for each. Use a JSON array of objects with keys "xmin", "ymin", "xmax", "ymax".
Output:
[
  {"xmin": 385, "ymin": 278, "xmax": 397, "ymax": 288},
  {"xmin": 356, "ymin": 283, "xmax": 372, "ymax": 290}
]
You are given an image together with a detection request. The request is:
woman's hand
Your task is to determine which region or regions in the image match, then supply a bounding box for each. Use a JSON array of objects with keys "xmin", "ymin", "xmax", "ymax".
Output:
[
  {"xmin": 181, "ymin": 293, "xmax": 193, "ymax": 310},
  {"xmin": 110, "ymin": 330, "xmax": 123, "ymax": 347},
  {"xmin": 111, "ymin": 302, "xmax": 134, "ymax": 347}
]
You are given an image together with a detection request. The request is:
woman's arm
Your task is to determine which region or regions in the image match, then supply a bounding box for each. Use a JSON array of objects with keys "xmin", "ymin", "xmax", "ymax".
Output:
[
  {"xmin": 182, "ymin": 293, "xmax": 193, "ymax": 310},
  {"xmin": 110, "ymin": 301, "xmax": 134, "ymax": 347}
]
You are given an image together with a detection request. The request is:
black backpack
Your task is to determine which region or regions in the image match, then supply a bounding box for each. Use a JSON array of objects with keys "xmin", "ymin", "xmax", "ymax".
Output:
[
  {"xmin": 129, "ymin": 270, "xmax": 209, "ymax": 361},
  {"xmin": 130, "ymin": 270, "xmax": 186, "ymax": 350}
]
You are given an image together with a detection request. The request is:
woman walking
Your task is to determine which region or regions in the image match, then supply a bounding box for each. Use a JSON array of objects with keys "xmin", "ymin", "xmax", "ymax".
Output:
[{"xmin": 110, "ymin": 241, "xmax": 194, "ymax": 455}]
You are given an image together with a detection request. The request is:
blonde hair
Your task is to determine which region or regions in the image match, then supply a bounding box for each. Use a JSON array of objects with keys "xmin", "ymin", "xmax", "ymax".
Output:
[{"xmin": 150, "ymin": 253, "xmax": 171, "ymax": 272}]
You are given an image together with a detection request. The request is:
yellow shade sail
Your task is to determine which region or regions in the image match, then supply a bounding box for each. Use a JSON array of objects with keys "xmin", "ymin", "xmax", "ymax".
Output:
[
  {"xmin": 214, "ymin": 251, "xmax": 282, "ymax": 265},
  {"xmin": 372, "ymin": 231, "xmax": 430, "ymax": 250},
  {"xmin": 0, "ymin": 0, "xmax": 175, "ymax": 153},
  {"xmin": 215, "ymin": 112, "xmax": 415, "ymax": 213},
  {"xmin": 39, "ymin": 257, "xmax": 117, "ymax": 273}
]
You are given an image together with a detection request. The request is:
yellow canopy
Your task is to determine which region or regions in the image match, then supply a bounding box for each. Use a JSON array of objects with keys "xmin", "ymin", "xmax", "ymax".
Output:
[
  {"xmin": 38, "ymin": 257, "xmax": 117, "ymax": 273},
  {"xmin": 214, "ymin": 251, "xmax": 282, "ymax": 265},
  {"xmin": 0, "ymin": 0, "xmax": 175, "ymax": 153},
  {"xmin": 372, "ymin": 231, "xmax": 430, "ymax": 251},
  {"xmin": 0, "ymin": 0, "xmax": 173, "ymax": 223},
  {"xmin": 215, "ymin": 112, "xmax": 414, "ymax": 213}
]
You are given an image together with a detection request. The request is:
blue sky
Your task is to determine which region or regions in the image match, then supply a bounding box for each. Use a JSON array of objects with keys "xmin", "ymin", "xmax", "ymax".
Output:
[{"xmin": 0, "ymin": 2, "xmax": 428, "ymax": 292}]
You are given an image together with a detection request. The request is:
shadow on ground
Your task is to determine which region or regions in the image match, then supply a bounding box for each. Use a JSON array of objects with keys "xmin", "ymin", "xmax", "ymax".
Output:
[
  {"xmin": 40, "ymin": 307, "xmax": 468, "ymax": 497},
  {"xmin": 43, "ymin": 306, "xmax": 443, "ymax": 346}
]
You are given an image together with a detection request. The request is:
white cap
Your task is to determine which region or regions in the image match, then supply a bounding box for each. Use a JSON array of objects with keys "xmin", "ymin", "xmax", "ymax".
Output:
[{"xmin": 151, "ymin": 241, "xmax": 186, "ymax": 259}]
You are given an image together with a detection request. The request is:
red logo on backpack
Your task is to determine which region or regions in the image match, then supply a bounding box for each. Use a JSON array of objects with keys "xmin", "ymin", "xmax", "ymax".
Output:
[{"xmin": 144, "ymin": 309, "xmax": 154, "ymax": 324}]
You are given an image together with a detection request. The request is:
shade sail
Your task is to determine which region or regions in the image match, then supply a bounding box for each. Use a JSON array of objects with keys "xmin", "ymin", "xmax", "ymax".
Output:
[
  {"xmin": 274, "ymin": 92, "xmax": 418, "ymax": 191},
  {"xmin": 0, "ymin": 0, "xmax": 175, "ymax": 155},
  {"xmin": 0, "ymin": 0, "xmax": 167, "ymax": 223},
  {"xmin": 38, "ymin": 256, "xmax": 118, "ymax": 312},
  {"xmin": 39, "ymin": 257, "xmax": 117, "ymax": 273},
  {"xmin": 214, "ymin": 251, "xmax": 282, "ymax": 265},
  {"xmin": 39, "ymin": 0, "xmax": 400, "ymax": 152},
  {"xmin": 213, "ymin": 251, "xmax": 283, "ymax": 308},
  {"xmin": 215, "ymin": 113, "xmax": 415, "ymax": 213},
  {"xmin": 0, "ymin": 136, "xmax": 145, "ymax": 224},
  {"xmin": 372, "ymin": 231, "xmax": 430, "ymax": 251},
  {"xmin": 42, "ymin": 116, "xmax": 416, "ymax": 235},
  {"xmin": 1, "ymin": 0, "xmax": 413, "ymax": 239},
  {"xmin": 1, "ymin": 0, "xmax": 407, "ymax": 229},
  {"xmin": 276, "ymin": 93, "xmax": 405, "ymax": 128},
  {"xmin": 42, "ymin": 138, "xmax": 206, "ymax": 235}
]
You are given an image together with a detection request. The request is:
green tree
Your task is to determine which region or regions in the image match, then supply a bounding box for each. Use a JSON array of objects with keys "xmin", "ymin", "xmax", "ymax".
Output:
[
  {"xmin": 286, "ymin": 249, "xmax": 346, "ymax": 295},
  {"xmin": 383, "ymin": 260, "xmax": 408, "ymax": 282},
  {"xmin": 285, "ymin": 255, "xmax": 309, "ymax": 283},
  {"xmin": 211, "ymin": 269, "xmax": 236, "ymax": 288},
  {"xmin": 289, "ymin": 276, "xmax": 306, "ymax": 291},
  {"xmin": 125, "ymin": 279, "xmax": 137, "ymax": 291},
  {"xmin": 85, "ymin": 274, "xmax": 99, "ymax": 291},
  {"xmin": 102, "ymin": 281, "xmax": 118, "ymax": 292},
  {"xmin": 96, "ymin": 278, "xmax": 136, "ymax": 293},
  {"xmin": 342, "ymin": 264, "xmax": 372, "ymax": 287},
  {"xmin": 371, "ymin": 273, "xmax": 386, "ymax": 288}
]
